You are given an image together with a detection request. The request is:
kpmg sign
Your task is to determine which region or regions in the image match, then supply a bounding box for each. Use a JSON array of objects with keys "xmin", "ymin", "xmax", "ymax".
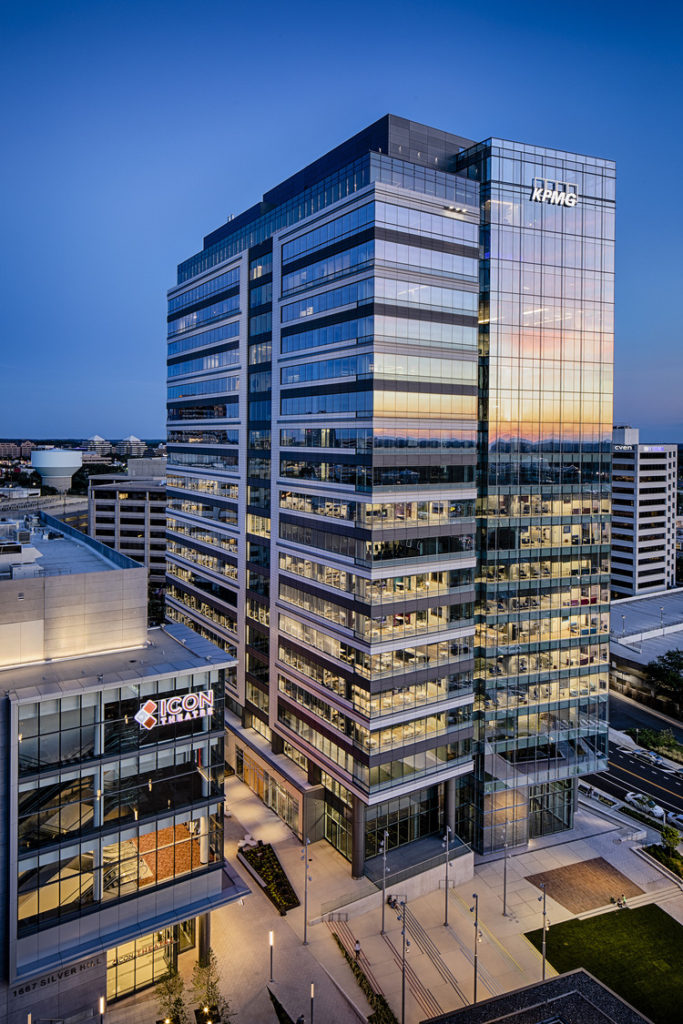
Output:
[
  {"xmin": 530, "ymin": 177, "xmax": 579, "ymax": 207},
  {"xmin": 134, "ymin": 690, "xmax": 214, "ymax": 730}
]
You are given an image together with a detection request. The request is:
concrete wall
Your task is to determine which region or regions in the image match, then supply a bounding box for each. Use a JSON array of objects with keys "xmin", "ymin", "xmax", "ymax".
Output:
[
  {"xmin": 0, "ymin": 566, "xmax": 147, "ymax": 667},
  {"xmin": 1, "ymin": 951, "xmax": 106, "ymax": 1024}
]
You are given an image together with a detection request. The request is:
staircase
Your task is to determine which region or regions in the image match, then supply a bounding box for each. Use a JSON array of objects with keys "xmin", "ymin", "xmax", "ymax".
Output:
[{"xmin": 577, "ymin": 885, "xmax": 681, "ymax": 919}]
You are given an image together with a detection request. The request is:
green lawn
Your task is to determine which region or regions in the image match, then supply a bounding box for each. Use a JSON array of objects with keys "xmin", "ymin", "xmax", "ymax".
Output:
[{"xmin": 525, "ymin": 904, "xmax": 683, "ymax": 1024}]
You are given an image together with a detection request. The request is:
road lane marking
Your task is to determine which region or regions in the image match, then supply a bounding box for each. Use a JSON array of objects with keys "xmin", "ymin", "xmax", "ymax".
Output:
[{"xmin": 607, "ymin": 762, "xmax": 683, "ymax": 804}]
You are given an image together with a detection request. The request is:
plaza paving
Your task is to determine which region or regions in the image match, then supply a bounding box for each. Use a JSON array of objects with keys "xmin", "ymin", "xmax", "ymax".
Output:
[{"xmin": 106, "ymin": 778, "xmax": 683, "ymax": 1024}]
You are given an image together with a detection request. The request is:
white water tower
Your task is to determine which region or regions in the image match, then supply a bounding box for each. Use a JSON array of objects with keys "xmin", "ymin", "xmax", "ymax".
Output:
[{"xmin": 31, "ymin": 449, "xmax": 82, "ymax": 492}]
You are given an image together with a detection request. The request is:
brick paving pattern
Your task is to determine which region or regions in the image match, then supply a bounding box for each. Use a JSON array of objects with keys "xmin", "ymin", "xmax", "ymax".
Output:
[{"xmin": 525, "ymin": 856, "xmax": 643, "ymax": 913}]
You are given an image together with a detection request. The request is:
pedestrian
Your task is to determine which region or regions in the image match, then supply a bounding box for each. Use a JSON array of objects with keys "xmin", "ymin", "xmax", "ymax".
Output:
[
  {"xmin": 620, "ymin": 894, "xmax": 627, "ymax": 909},
  {"xmin": 354, "ymin": 938, "xmax": 361, "ymax": 960}
]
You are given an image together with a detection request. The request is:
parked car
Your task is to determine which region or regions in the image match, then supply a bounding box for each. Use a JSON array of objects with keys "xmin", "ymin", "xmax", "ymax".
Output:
[
  {"xmin": 624, "ymin": 792, "xmax": 666, "ymax": 819},
  {"xmin": 667, "ymin": 811, "xmax": 683, "ymax": 830}
]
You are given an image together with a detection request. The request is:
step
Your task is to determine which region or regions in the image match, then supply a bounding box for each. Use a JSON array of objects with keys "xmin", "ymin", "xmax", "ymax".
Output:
[{"xmin": 577, "ymin": 887, "xmax": 680, "ymax": 919}]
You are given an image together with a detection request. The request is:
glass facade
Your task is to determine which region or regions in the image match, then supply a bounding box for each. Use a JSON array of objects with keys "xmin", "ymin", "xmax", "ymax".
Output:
[
  {"xmin": 167, "ymin": 117, "xmax": 613, "ymax": 870},
  {"xmin": 456, "ymin": 139, "xmax": 613, "ymax": 851},
  {"xmin": 15, "ymin": 671, "xmax": 225, "ymax": 936},
  {"xmin": 106, "ymin": 920, "xmax": 195, "ymax": 1001}
]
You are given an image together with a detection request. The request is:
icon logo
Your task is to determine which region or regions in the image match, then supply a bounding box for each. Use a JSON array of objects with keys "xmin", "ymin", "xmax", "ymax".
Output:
[
  {"xmin": 133, "ymin": 690, "xmax": 214, "ymax": 731},
  {"xmin": 530, "ymin": 177, "xmax": 578, "ymax": 207},
  {"xmin": 134, "ymin": 699, "xmax": 158, "ymax": 731}
]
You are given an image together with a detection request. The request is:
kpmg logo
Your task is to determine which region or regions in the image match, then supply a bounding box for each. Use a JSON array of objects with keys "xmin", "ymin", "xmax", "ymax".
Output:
[
  {"xmin": 134, "ymin": 690, "xmax": 214, "ymax": 731},
  {"xmin": 530, "ymin": 177, "xmax": 579, "ymax": 207}
]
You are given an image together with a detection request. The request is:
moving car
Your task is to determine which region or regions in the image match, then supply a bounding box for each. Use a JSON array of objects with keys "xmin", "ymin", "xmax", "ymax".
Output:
[{"xmin": 624, "ymin": 792, "xmax": 665, "ymax": 819}]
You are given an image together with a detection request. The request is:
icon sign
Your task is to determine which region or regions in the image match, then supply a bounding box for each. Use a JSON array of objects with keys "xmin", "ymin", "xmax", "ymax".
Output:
[{"xmin": 134, "ymin": 690, "xmax": 214, "ymax": 731}]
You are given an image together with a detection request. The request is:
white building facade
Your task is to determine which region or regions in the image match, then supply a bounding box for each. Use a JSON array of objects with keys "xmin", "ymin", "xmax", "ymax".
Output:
[{"xmin": 612, "ymin": 426, "xmax": 677, "ymax": 597}]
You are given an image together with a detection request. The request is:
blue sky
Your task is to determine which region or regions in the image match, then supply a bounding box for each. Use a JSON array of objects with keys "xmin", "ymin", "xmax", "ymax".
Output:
[{"xmin": 1, "ymin": 0, "xmax": 681, "ymax": 440}]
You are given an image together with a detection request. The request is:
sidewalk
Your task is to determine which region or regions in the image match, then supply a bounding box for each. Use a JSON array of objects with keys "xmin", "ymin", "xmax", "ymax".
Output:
[
  {"xmin": 106, "ymin": 777, "xmax": 683, "ymax": 1024},
  {"xmin": 327, "ymin": 800, "xmax": 683, "ymax": 1023},
  {"xmin": 107, "ymin": 776, "xmax": 372, "ymax": 1024}
]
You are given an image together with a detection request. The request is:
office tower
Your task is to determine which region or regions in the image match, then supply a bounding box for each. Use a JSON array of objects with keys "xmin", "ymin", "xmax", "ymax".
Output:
[
  {"xmin": 166, "ymin": 116, "xmax": 614, "ymax": 871},
  {"xmin": 0, "ymin": 513, "xmax": 246, "ymax": 1023},
  {"xmin": 89, "ymin": 457, "xmax": 168, "ymax": 583},
  {"xmin": 612, "ymin": 426, "xmax": 677, "ymax": 596}
]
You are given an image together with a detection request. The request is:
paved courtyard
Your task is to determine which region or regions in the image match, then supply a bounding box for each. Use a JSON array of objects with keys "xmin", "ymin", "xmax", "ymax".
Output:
[
  {"xmin": 105, "ymin": 781, "xmax": 683, "ymax": 1024},
  {"xmin": 525, "ymin": 855, "xmax": 643, "ymax": 913}
]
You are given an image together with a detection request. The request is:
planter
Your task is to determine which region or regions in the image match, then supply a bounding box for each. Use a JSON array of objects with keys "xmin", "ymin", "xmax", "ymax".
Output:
[
  {"xmin": 239, "ymin": 842, "xmax": 300, "ymax": 915},
  {"xmin": 194, "ymin": 1007, "xmax": 221, "ymax": 1024}
]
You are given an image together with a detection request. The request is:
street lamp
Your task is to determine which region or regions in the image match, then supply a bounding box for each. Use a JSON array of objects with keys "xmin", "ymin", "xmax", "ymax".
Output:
[
  {"xmin": 394, "ymin": 896, "xmax": 410, "ymax": 1024},
  {"xmin": 538, "ymin": 883, "xmax": 548, "ymax": 980},
  {"xmin": 442, "ymin": 824, "xmax": 452, "ymax": 926},
  {"xmin": 310, "ymin": 982, "xmax": 315, "ymax": 1024},
  {"xmin": 301, "ymin": 837, "xmax": 312, "ymax": 945},
  {"xmin": 380, "ymin": 828, "xmax": 390, "ymax": 935},
  {"xmin": 269, "ymin": 929, "xmax": 274, "ymax": 982},
  {"xmin": 469, "ymin": 893, "xmax": 481, "ymax": 1003}
]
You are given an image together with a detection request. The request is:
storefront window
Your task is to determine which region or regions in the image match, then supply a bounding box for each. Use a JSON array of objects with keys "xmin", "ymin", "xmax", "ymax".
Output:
[
  {"xmin": 106, "ymin": 920, "xmax": 195, "ymax": 1001},
  {"xmin": 235, "ymin": 747, "xmax": 300, "ymax": 836}
]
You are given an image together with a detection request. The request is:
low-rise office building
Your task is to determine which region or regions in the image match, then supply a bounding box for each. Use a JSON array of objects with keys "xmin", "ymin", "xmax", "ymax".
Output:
[
  {"xmin": 0, "ymin": 513, "xmax": 246, "ymax": 1024},
  {"xmin": 115, "ymin": 435, "xmax": 148, "ymax": 457},
  {"xmin": 612, "ymin": 426, "xmax": 677, "ymax": 597},
  {"xmin": 610, "ymin": 588, "xmax": 683, "ymax": 714},
  {"xmin": 89, "ymin": 458, "xmax": 167, "ymax": 584}
]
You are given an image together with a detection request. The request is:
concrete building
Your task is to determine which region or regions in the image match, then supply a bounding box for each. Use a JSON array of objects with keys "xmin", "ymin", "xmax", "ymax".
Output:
[
  {"xmin": 86, "ymin": 434, "xmax": 113, "ymax": 456},
  {"xmin": 612, "ymin": 426, "xmax": 677, "ymax": 597},
  {"xmin": 166, "ymin": 116, "xmax": 614, "ymax": 871},
  {"xmin": 88, "ymin": 458, "xmax": 167, "ymax": 583},
  {"xmin": 0, "ymin": 512, "xmax": 246, "ymax": 1023},
  {"xmin": 115, "ymin": 435, "xmax": 147, "ymax": 457},
  {"xmin": 610, "ymin": 587, "xmax": 683, "ymax": 714},
  {"xmin": 0, "ymin": 486, "xmax": 41, "ymax": 501},
  {"xmin": 0, "ymin": 442, "xmax": 36, "ymax": 460}
]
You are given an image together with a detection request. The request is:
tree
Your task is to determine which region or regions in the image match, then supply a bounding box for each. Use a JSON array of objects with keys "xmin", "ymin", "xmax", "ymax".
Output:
[
  {"xmin": 660, "ymin": 825, "xmax": 681, "ymax": 856},
  {"xmin": 155, "ymin": 967, "xmax": 189, "ymax": 1024},
  {"xmin": 646, "ymin": 650, "xmax": 683, "ymax": 701},
  {"xmin": 191, "ymin": 947, "xmax": 235, "ymax": 1021}
]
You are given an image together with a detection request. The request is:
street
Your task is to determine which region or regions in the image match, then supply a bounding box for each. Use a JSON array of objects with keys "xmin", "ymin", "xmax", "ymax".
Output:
[
  {"xmin": 586, "ymin": 742, "xmax": 683, "ymax": 817},
  {"xmin": 609, "ymin": 692, "xmax": 683, "ymax": 745}
]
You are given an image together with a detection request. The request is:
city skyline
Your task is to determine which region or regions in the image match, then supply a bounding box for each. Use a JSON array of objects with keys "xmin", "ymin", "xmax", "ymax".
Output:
[{"xmin": 1, "ymin": 0, "xmax": 682, "ymax": 439}]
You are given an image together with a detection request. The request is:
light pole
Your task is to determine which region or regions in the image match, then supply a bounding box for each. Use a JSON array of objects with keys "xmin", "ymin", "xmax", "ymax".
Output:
[
  {"xmin": 538, "ymin": 883, "xmax": 548, "ymax": 980},
  {"xmin": 99, "ymin": 996, "xmax": 105, "ymax": 1024},
  {"xmin": 310, "ymin": 982, "xmax": 315, "ymax": 1024},
  {"xmin": 269, "ymin": 929, "xmax": 274, "ymax": 982},
  {"xmin": 301, "ymin": 837, "xmax": 312, "ymax": 945},
  {"xmin": 394, "ymin": 896, "xmax": 410, "ymax": 1024},
  {"xmin": 442, "ymin": 824, "xmax": 452, "ymax": 926},
  {"xmin": 380, "ymin": 828, "xmax": 389, "ymax": 935},
  {"xmin": 470, "ymin": 893, "xmax": 480, "ymax": 1004},
  {"xmin": 502, "ymin": 819, "xmax": 510, "ymax": 916},
  {"xmin": 660, "ymin": 606, "xmax": 665, "ymax": 634}
]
